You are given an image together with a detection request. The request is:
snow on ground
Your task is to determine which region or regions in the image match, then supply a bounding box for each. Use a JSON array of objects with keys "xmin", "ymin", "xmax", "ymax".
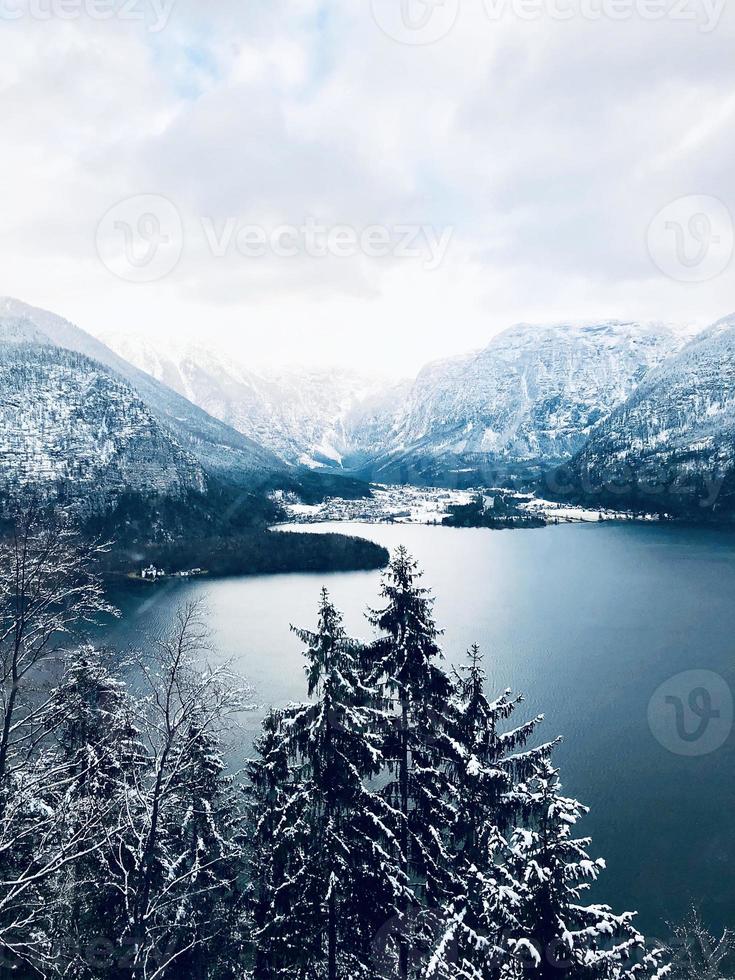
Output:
[
  {"xmin": 273, "ymin": 485, "xmax": 475, "ymax": 525},
  {"xmin": 274, "ymin": 485, "xmax": 663, "ymax": 527},
  {"xmin": 518, "ymin": 496, "xmax": 663, "ymax": 523}
]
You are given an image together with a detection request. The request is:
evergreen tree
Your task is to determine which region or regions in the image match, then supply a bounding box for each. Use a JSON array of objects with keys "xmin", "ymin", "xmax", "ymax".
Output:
[
  {"xmin": 450, "ymin": 645, "xmax": 552, "ymax": 864},
  {"xmin": 247, "ymin": 713, "xmax": 329, "ymax": 979},
  {"xmin": 164, "ymin": 712, "xmax": 247, "ymax": 980},
  {"xmin": 44, "ymin": 647, "xmax": 145, "ymax": 979},
  {"xmin": 245, "ymin": 709, "xmax": 301, "ymax": 979},
  {"xmin": 427, "ymin": 646, "xmax": 556, "ymax": 980},
  {"xmin": 505, "ymin": 759, "xmax": 667, "ymax": 980},
  {"xmin": 250, "ymin": 589, "xmax": 404, "ymax": 979},
  {"xmin": 366, "ymin": 548, "xmax": 457, "ymax": 979}
]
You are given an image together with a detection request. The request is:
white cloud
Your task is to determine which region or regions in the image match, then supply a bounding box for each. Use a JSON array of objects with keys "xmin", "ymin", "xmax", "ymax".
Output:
[{"xmin": 1, "ymin": 0, "xmax": 734, "ymax": 375}]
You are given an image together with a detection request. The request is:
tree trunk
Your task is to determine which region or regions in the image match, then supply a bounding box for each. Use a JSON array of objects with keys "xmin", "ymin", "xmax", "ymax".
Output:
[
  {"xmin": 326, "ymin": 694, "xmax": 338, "ymax": 980},
  {"xmin": 328, "ymin": 888, "xmax": 337, "ymax": 980},
  {"xmin": 399, "ymin": 697, "xmax": 409, "ymax": 980}
]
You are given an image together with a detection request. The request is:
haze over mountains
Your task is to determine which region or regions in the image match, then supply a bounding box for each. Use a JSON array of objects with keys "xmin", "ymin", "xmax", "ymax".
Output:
[
  {"xmin": 102, "ymin": 319, "xmax": 693, "ymax": 486},
  {"xmin": 0, "ymin": 298, "xmax": 384, "ymax": 575},
  {"xmin": 101, "ymin": 331, "xmax": 401, "ymax": 470},
  {"xmin": 3, "ymin": 296, "xmax": 735, "ymax": 520}
]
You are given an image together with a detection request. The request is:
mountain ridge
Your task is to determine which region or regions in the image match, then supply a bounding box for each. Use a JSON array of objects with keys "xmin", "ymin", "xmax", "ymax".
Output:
[
  {"xmin": 0, "ymin": 338, "xmax": 207, "ymax": 513},
  {"xmin": 557, "ymin": 313, "xmax": 735, "ymax": 516},
  {"xmin": 100, "ymin": 317, "xmax": 696, "ymax": 488},
  {"xmin": 0, "ymin": 298, "xmax": 285, "ymax": 485}
]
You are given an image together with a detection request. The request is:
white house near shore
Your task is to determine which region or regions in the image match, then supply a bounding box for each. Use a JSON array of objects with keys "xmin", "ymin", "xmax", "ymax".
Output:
[{"xmin": 141, "ymin": 565, "xmax": 166, "ymax": 580}]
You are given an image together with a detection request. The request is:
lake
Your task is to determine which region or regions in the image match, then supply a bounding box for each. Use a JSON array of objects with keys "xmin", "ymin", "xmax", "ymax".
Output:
[{"xmin": 102, "ymin": 520, "xmax": 735, "ymax": 937}]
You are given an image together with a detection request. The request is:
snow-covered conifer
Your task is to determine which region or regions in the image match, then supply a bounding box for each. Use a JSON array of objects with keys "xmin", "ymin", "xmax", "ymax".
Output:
[
  {"xmin": 505, "ymin": 759, "xmax": 666, "ymax": 980},
  {"xmin": 291, "ymin": 588, "xmax": 405, "ymax": 978},
  {"xmin": 43, "ymin": 647, "xmax": 144, "ymax": 978},
  {"xmin": 367, "ymin": 548, "xmax": 457, "ymax": 978},
  {"xmin": 427, "ymin": 645, "xmax": 556, "ymax": 980}
]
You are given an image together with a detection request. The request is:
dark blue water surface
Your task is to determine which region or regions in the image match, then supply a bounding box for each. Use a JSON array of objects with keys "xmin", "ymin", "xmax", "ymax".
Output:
[{"xmin": 102, "ymin": 521, "xmax": 735, "ymax": 937}]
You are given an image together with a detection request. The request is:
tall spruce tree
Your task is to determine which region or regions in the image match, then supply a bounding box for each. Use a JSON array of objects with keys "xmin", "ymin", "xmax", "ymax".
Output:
[
  {"xmin": 248, "ymin": 590, "xmax": 404, "ymax": 979},
  {"xmin": 366, "ymin": 548, "xmax": 458, "ymax": 979},
  {"xmin": 163, "ymin": 712, "xmax": 247, "ymax": 980},
  {"xmin": 450, "ymin": 645, "xmax": 553, "ymax": 864},
  {"xmin": 245, "ymin": 709, "xmax": 305, "ymax": 979},
  {"xmin": 247, "ymin": 722, "xmax": 322, "ymax": 979}
]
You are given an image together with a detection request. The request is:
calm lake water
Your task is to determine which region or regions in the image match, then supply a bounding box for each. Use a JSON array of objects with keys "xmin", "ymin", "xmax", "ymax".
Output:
[{"xmin": 102, "ymin": 521, "xmax": 735, "ymax": 936}]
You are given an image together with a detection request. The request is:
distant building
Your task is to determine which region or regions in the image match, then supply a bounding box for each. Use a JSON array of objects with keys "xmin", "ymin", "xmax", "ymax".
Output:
[{"xmin": 141, "ymin": 565, "xmax": 165, "ymax": 580}]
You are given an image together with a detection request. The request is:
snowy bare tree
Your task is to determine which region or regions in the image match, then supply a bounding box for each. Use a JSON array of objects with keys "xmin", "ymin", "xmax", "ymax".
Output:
[
  {"xmin": 0, "ymin": 502, "xmax": 115, "ymax": 790},
  {"xmin": 0, "ymin": 504, "xmax": 116, "ymax": 973},
  {"xmin": 664, "ymin": 908, "xmax": 734, "ymax": 980},
  {"xmin": 111, "ymin": 601, "xmax": 249, "ymax": 980}
]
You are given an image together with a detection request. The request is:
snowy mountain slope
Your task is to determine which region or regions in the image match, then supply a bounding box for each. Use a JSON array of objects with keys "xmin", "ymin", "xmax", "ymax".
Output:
[
  {"xmin": 0, "ymin": 298, "xmax": 283, "ymax": 484},
  {"xmin": 99, "ymin": 331, "xmax": 403, "ymax": 468},
  {"xmin": 562, "ymin": 314, "xmax": 735, "ymax": 515},
  {"xmin": 0, "ymin": 338, "xmax": 206, "ymax": 511},
  {"xmin": 101, "ymin": 321, "xmax": 688, "ymax": 483},
  {"xmin": 359, "ymin": 320, "xmax": 692, "ymax": 483}
]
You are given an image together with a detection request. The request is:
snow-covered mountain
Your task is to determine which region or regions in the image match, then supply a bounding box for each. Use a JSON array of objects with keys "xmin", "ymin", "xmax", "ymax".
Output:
[
  {"xmin": 100, "ymin": 332, "xmax": 404, "ymax": 468},
  {"xmin": 363, "ymin": 320, "xmax": 691, "ymax": 484},
  {"xmin": 0, "ymin": 298, "xmax": 283, "ymax": 485},
  {"xmin": 0, "ymin": 322, "xmax": 206, "ymax": 511},
  {"xmin": 563, "ymin": 314, "xmax": 735, "ymax": 515},
  {"xmin": 4, "ymin": 301, "xmax": 721, "ymax": 514},
  {"xmin": 102, "ymin": 320, "xmax": 689, "ymax": 485}
]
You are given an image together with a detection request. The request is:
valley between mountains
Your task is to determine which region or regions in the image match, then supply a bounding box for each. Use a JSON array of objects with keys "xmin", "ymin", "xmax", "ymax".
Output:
[{"xmin": 1, "ymin": 296, "xmax": 734, "ymax": 578}]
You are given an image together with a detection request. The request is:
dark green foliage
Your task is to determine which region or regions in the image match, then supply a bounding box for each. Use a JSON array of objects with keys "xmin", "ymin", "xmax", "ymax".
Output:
[
  {"xmin": 248, "ymin": 592, "xmax": 404, "ymax": 979},
  {"xmin": 136, "ymin": 531, "xmax": 389, "ymax": 579},
  {"xmin": 366, "ymin": 547, "xmax": 458, "ymax": 976},
  {"xmin": 443, "ymin": 493, "xmax": 546, "ymax": 529},
  {"xmin": 504, "ymin": 759, "xmax": 661, "ymax": 980},
  {"xmin": 270, "ymin": 471, "xmax": 374, "ymax": 504}
]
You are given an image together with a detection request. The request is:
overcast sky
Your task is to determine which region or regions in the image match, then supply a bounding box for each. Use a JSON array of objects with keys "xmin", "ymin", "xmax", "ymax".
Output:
[{"xmin": 2, "ymin": 0, "xmax": 734, "ymax": 376}]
